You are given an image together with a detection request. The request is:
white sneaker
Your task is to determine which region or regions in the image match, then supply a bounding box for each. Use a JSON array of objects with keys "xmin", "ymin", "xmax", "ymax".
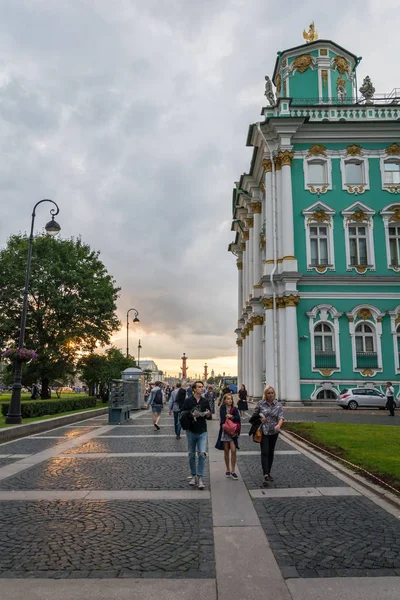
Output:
[
  {"xmin": 189, "ymin": 476, "xmax": 198, "ymax": 487},
  {"xmin": 197, "ymin": 477, "xmax": 205, "ymax": 490}
]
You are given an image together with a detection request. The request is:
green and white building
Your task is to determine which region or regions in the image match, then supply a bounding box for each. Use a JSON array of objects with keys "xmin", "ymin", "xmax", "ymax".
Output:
[{"xmin": 230, "ymin": 32, "xmax": 400, "ymax": 404}]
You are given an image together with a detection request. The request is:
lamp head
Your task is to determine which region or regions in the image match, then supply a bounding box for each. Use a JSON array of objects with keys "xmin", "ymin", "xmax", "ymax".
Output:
[
  {"xmin": 133, "ymin": 316, "xmax": 140, "ymax": 324},
  {"xmin": 45, "ymin": 217, "xmax": 61, "ymax": 236}
]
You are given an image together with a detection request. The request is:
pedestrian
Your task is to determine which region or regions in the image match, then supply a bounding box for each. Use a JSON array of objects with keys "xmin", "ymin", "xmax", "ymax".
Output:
[
  {"xmin": 237, "ymin": 384, "xmax": 248, "ymax": 418},
  {"xmin": 147, "ymin": 381, "xmax": 164, "ymax": 430},
  {"xmin": 204, "ymin": 385, "xmax": 216, "ymax": 416},
  {"xmin": 186, "ymin": 385, "xmax": 193, "ymax": 399},
  {"xmin": 215, "ymin": 393, "xmax": 241, "ymax": 479},
  {"xmin": 169, "ymin": 382, "xmax": 186, "ymax": 439},
  {"xmin": 182, "ymin": 380, "xmax": 211, "ymax": 490},
  {"xmin": 218, "ymin": 384, "xmax": 231, "ymax": 407},
  {"xmin": 30, "ymin": 383, "xmax": 39, "ymax": 400},
  {"xmin": 385, "ymin": 381, "xmax": 396, "ymax": 417},
  {"xmin": 249, "ymin": 386, "xmax": 284, "ymax": 486}
]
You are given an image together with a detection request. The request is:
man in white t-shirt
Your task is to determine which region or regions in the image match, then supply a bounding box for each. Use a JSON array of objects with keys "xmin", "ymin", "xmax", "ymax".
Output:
[{"xmin": 385, "ymin": 382, "xmax": 395, "ymax": 417}]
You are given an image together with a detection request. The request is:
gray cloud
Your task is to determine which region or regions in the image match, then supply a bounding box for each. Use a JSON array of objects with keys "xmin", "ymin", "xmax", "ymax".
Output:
[{"xmin": 0, "ymin": 0, "xmax": 396, "ymax": 370}]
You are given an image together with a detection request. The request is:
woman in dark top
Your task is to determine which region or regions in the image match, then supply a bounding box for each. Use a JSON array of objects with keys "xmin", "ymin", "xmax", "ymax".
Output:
[
  {"xmin": 237, "ymin": 384, "xmax": 248, "ymax": 417},
  {"xmin": 215, "ymin": 393, "xmax": 241, "ymax": 479}
]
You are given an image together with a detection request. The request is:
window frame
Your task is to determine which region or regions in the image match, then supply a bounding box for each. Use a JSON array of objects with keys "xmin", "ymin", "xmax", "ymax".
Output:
[
  {"xmin": 304, "ymin": 156, "xmax": 332, "ymax": 194},
  {"xmin": 347, "ymin": 305, "xmax": 384, "ymax": 374},
  {"xmin": 306, "ymin": 305, "xmax": 342, "ymax": 374},
  {"xmin": 340, "ymin": 156, "xmax": 370, "ymax": 194},
  {"xmin": 380, "ymin": 204, "xmax": 400, "ymax": 272},
  {"xmin": 342, "ymin": 203, "xmax": 376, "ymax": 273},
  {"xmin": 380, "ymin": 156, "xmax": 400, "ymax": 192},
  {"xmin": 388, "ymin": 307, "xmax": 400, "ymax": 373},
  {"xmin": 303, "ymin": 202, "xmax": 336, "ymax": 273}
]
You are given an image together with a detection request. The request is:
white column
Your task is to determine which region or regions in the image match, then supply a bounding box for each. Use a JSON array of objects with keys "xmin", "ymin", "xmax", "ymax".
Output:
[
  {"xmin": 247, "ymin": 225, "xmax": 254, "ymax": 300},
  {"xmin": 277, "ymin": 301, "xmax": 286, "ymax": 401},
  {"xmin": 264, "ymin": 300, "xmax": 275, "ymax": 387},
  {"xmin": 252, "ymin": 314, "xmax": 264, "ymax": 400},
  {"xmin": 244, "ymin": 331, "xmax": 250, "ymax": 391},
  {"xmin": 274, "ymin": 158, "xmax": 283, "ymax": 263},
  {"xmin": 244, "ymin": 237, "xmax": 250, "ymax": 304},
  {"xmin": 252, "ymin": 200, "xmax": 262, "ymax": 289},
  {"xmin": 237, "ymin": 259, "xmax": 243, "ymax": 320},
  {"xmin": 284, "ymin": 296, "xmax": 301, "ymax": 401},
  {"xmin": 264, "ymin": 162, "xmax": 274, "ymax": 275},
  {"xmin": 237, "ymin": 340, "xmax": 243, "ymax": 387},
  {"xmin": 247, "ymin": 322, "xmax": 254, "ymax": 397},
  {"xmin": 279, "ymin": 151, "xmax": 296, "ymax": 267}
]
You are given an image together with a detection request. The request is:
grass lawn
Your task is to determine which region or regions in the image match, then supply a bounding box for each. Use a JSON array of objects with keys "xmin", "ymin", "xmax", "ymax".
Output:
[
  {"xmin": 0, "ymin": 396, "xmax": 107, "ymax": 428},
  {"xmin": 283, "ymin": 422, "xmax": 400, "ymax": 492}
]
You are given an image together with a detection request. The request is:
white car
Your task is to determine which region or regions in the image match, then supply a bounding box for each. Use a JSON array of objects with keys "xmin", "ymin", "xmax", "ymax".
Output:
[{"xmin": 337, "ymin": 387, "xmax": 400, "ymax": 410}]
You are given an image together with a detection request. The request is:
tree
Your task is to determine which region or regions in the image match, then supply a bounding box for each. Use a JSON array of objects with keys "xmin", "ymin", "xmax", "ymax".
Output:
[
  {"xmin": 78, "ymin": 348, "xmax": 136, "ymax": 397},
  {"xmin": 0, "ymin": 234, "xmax": 121, "ymax": 398},
  {"xmin": 207, "ymin": 376, "xmax": 215, "ymax": 384}
]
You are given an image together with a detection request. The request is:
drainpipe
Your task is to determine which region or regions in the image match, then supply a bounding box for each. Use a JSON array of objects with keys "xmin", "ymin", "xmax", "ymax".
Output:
[{"xmin": 256, "ymin": 122, "xmax": 280, "ymax": 398}]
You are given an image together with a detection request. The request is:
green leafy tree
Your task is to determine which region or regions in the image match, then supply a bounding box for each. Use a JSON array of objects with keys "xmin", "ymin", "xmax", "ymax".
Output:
[
  {"xmin": 206, "ymin": 376, "xmax": 215, "ymax": 384},
  {"xmin": 0, "ymin": 234, "xmax": 121, "ymax": 398},
  {"xmin": 78, "ymin": 348, "xmax": 136, "ymax": 397}
]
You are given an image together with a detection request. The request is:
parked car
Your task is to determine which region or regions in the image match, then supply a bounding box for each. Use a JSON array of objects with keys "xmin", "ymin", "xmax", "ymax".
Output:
[{"xmin": 338, "ymin": 388, "xmax": 400, "ymax": 410}]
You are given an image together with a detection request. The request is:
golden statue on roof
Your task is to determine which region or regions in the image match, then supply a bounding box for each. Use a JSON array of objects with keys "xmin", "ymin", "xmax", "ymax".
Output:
[{"xmin": 303, "ymin": 22, "xmax": 318, "ymax": 43}]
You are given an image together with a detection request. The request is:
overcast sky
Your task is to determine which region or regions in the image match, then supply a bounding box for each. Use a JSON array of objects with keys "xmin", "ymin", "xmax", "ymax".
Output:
[{"xmin": 0, "ymin": 0, "xmax": 396, "ymax": 378}]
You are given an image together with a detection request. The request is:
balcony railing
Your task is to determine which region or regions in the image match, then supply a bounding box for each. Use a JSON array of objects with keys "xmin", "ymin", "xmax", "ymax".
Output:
[
  {"xmin": 356, "ymin": 352, "xmax": 378, "ymax": 369},
  {"xmin": 289, "ymin": 93, "xmax": 400, "ymax": 107},
  {"xmin": 315, "ymin": 351, "xmax": 337, "ymax": 369}
]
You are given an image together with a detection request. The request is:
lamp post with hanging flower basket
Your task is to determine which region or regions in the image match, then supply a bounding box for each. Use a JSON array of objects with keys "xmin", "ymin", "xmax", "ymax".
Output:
[{"xmin": 5, "ymin": 199, "xmax": 60, "ymax": 424}]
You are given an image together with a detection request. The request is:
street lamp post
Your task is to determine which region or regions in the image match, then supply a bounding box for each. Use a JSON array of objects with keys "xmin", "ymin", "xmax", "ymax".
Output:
[
  {"xmin": 126, "ymin": 308, "xmax": 140, "ymax": 358},
  {"xmin": 137, "ymin": 339, "xmax": 142, "ymax": 367},
  {"xmin": 6, "ymin": 199, "xmax": 61, "ymax": 424}
]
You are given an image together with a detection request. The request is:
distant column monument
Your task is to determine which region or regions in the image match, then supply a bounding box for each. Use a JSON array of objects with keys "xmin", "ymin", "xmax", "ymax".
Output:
[
  {"xmin": 181, "ymin": 353, "xmax": 188, "ymax": 379},
  {"xmin": 204, "ymin": 363, "xmax": 208, "ymax": 381}
]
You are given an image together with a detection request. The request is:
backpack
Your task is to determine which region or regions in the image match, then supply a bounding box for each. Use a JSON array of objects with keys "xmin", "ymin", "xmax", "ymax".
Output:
[
  {"xmin": 176, "ymin": 388, "xmax": 186, "ymax": 410},
  {"xmin": 180, "ymin": 410, "xmax": 193, "ymax": 430},
  {"xmin": 153, "ymin": 389, "xmax": 163, "ymax": 405}
]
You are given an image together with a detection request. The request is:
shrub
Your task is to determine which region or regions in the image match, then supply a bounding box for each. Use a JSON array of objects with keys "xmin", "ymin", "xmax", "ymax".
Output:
[{"xmin": 1, "ymin": 396, "xmax": 97, "ymax": 418}]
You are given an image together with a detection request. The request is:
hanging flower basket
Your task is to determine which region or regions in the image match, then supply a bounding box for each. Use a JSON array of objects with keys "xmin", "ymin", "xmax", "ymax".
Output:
[{"xmin": 1, "ymin": 348, "xmax": 38, "ymax": 363}]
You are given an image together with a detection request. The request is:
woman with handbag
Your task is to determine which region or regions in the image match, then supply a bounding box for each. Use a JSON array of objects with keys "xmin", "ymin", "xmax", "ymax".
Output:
[
  {"xmin": 249, "ymin": 386, "xmax": 284, "ymax": 486},
  {"xmin": 237, "ymin": 384, "xmax": 248, "ymax": 418},
  {"xmin": 215, "ymin": 393, "xmax": 241, "ymax": 480}
]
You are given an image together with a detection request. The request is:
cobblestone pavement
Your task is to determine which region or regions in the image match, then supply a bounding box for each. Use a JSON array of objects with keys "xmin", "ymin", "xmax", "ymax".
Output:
[
  {"xmin": 0, "ymin": 499, "xmax": 214, "ymax": 578},
  {"xmin": 34, "ymin": 426, "xmax": 100, "ymax": 437},
  {"xmin": 99, "ymin": 426, "xmax": 176, "ymax": 436},
  {"xmin": 238, "ymin": 454, "xmax": 348, "ymax": 489},
  {"xmin": 236, "ymin": 435, "xmax": 293, "ymax": 452},
  {"xmin": 65, "ymin": 438, "xmax": 192, "ymax": 454},
  {"xmin": 0, "ymin": 456, "xmax": 209, "ymax": 490},
  {"xmin": 255, "ymin": 496, "xmax": 400, "ymax": 578},
  {"xmin": 0, "ymin": 457, "xmax": 22, "ymax": 466},
  {"xmin": 0, "ymin": 437, "xmax": 74, "ymax": 454}
]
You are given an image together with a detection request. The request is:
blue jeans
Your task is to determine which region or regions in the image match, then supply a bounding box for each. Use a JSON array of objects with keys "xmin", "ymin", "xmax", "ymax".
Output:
[
  {"xmin": 186, "ymin": 430, "xmax": 207, "ymax": 477},
  {"xmin": 173, "ymin": 411, "xmax": 182, "ymax": 437}
]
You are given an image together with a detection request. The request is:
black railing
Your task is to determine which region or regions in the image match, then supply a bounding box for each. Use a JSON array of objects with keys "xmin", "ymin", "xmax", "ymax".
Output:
[
  {"xmin": 315, "ymin": 351, "xmax": 337, "ymax": 369},
  {"xmin": 356, "ymin": 352, "xmax": 378, "ymax": 368}
]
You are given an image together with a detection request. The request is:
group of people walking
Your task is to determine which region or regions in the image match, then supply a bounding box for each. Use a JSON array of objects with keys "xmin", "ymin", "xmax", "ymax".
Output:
[{"xmin": 146, "ymin": 379, "xmax": 284, "ymax": 489}]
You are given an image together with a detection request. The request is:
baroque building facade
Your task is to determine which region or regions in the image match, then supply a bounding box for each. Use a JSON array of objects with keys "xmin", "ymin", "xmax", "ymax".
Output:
[{"xmin": 230, "ymin": 32, "xmax": 400, "ymax": 404}]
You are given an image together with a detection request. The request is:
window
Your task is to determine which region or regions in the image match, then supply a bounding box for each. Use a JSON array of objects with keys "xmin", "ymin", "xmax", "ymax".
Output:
[
  {"xmin": 397, "ymin": 325, "xmax": 400, "ymax": 360},
  {"xmin": 310, "ymin": 226, "xmax": 329, "ymax": 266},
  {"xmin": 349, "ymin": 225, "xmax": 368, "ymax": 266},
  {"xmin": 316, "ymin": 389, "xmax": 337, "ymax": 400},
  {"xmin": 314, "ymin": 323, "xmax": 336, "ymax": 368},
  {"xmin": 355, "ymin": 323, "xmax": 378, "ymax": 368},
  {"xmin": 384, "ymin": 160, "xmax": 400, "ymax": 185},
  {"xmin": 389, "ymin": 225, "xmax": 400, "ymax": 266},
  {"xmin": 345, "ymin": 160, "xmax": 364, "ymax": 185},
  {"xmin": 355, "ymin": 323, "xmax": 375, "ymax": 352},
  {"xmin": 308, "ymin": 160, "xmax": 327, "ymax": 185}
]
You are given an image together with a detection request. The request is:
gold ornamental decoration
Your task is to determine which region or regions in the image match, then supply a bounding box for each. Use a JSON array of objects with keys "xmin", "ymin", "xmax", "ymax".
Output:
[
  {"xmin": 308, "ymin": 209, "xmax": 330, "ymax": 224},
  {"xmin": 346, "ymin": 209, "xmax": 370, "ymax": 223},
  {"xmin": 320, "ymin": 369, "xmax": 333, "ymax": 377},
  {"xmin": 259, "ymin": 182, "xmax": 265, "ymax": 192},
  {"xmin": 273, "ymin": 156, "xmax": 282, "ymax": 171},
  {"xmin": 395, "ymin": 313, "xmax": 400, "ymax": 325},
  {"xmin": 253, "ymin": 315, "xmax": 264, "ymax": 326},
  {"xmin": 236, "ymin": 340, "xmax": 243, "ymax": 347},
  {"xmin": 346, "ymin": 144, "xmax": 363, "ymax": 156},
  {"xmin": 307, "ymin": 144, "xmax": 327, "ymax": 157},
  {"xmin": 361, "ymin": 368, "xmax": 374, "ymax": 377},
  {"xmin": 357, "ymin": 308, "xmax": 372, "ymax": 320},
  {"xmin": 275, "ymin": 73, "xmax": 282, "ymax": 93},
  {"xmin": 333, "ymin": 56, "xmax": 349, "ymax": 75},
  {"xmin": 316, "ymin": 265, "xmax": 328, "ymax": 273},
  {"xmin": 384, "ymin": 185, "xmax": 400, "ymax": 194},
  {"xmin": 292, "ymin": 54, "xmax": 313, "ymax": 73},
  {"xmin": 308, "ymin": 185, "xmax": 328, "ymax": 195},
  {"xmin": 347, "ymin": 185, "xmax": 366, "ymax": 195},
  {"xmin": 262, "ymin": 159, "xmax": 272, "ymax": 173},
  {"xmin": 302, "ymin": 22, "xmax": 318, "ymax": 43},
  {"xmin": 246, "ymin": 217, "xmax": 254, "ymax": 229},
  {"xmin": 236, "ymin": 261, "xmax": 243, "ymax": 270},
  {"xmin": 386, "ymin": 143, "xmax": 400, "ymax": 155},
  {"xmin": 251, "ymin": 201, "xmax": 262, "ymax": 214},
  {"xmin": 284, "ymin": 295, "xmax": 300, "ymax": 307},
  {"xmin": 243, "ymin": 230, "xmax": 249, "ymax": 241},
  {"xmin": 320, "ymin": 49, "xmax": 328, "ymax": 56},
  {"xmin": 321, "ymin": 70, "xmax": 328, "ymax": 87},
  {"xmin": 279, "ymin": 151, "xmax": 294, "ymax": 167},
  {"xmin": 240, "ymin": 242, "xmax": 246, "ymax": 251},
  {"xmin": 276, "ymin": 297, "xmax": 286, "ymax": 309},
  {"xmin": 336, "ymin": 76, "xmax": 346, "ymax": 88},
  {"xmin": 263, "ymin": 297, "xmax": 274, "ymax": 310},
  {"xmin": 389, "ymin": 206, "xmax": 400, "ymax": 222},
  {"xmin": 259, "ymin": 233, "xmax": 266, "ymax": 249},
  {"xmin": 355, "ymin": 266, "xmax": 368, "ymax": 274}
]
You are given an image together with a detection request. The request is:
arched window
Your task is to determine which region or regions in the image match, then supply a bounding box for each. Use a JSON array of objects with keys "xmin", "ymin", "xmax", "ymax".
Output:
[
  {"xmin": 316, "ymin": 389, "xmax": 338, "ymax": 400},
  {"xmin": 383, "ymin": 159, "xmax": 400, "ymax": 185},
  {"xmin": 308, "ymin": 159, "xmax": 328, "ymax": 185},
  {"xmin": 355, "ymin": 323, "xmax": 378, "ymax": 368},
  {"xmin": 314, "ymin": 323, "xmax": 336, "ymax": 368}
]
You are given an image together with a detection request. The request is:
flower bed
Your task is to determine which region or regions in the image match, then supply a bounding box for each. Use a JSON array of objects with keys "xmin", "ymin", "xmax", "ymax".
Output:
[{"xmin": 1, "ymin": 396, "xmax": 97, "ymax": 418}]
